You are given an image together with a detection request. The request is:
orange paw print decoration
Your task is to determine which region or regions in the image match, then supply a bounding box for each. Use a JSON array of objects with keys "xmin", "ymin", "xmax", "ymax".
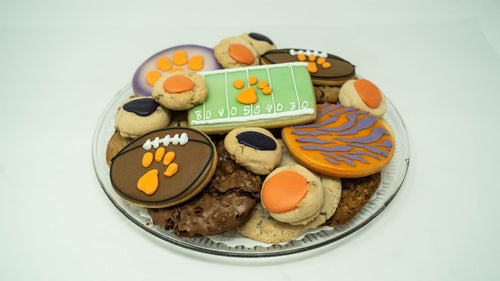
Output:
[{"xmin": 233, "ymin": 76, "xmax": 272, "ymax": 105}]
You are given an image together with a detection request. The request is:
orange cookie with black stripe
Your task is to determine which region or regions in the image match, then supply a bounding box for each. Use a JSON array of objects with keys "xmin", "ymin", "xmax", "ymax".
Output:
[{"xmin": 282, "ymin": 102, "xmax": 395, "ymax": 178}]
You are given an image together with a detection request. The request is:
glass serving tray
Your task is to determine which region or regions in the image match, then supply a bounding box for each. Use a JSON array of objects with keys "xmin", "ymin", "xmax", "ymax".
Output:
[{"xmin": 92, "ymin": 83, "xmax": 410, "ymax": 257}]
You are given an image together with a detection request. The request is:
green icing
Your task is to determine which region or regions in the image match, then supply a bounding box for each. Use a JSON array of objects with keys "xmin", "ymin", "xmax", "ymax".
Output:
[{"xmin": 188, "ymin": 62, "xmax": 316, "ymax": 132}]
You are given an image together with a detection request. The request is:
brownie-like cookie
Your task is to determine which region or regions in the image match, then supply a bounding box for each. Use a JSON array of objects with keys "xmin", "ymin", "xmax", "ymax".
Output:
[
  {"xmin": 323, "ymin": 172, "xmax": 381, "ymax": 227},
  {"xmin": 106, "ymin": 131, "xmax": 132, "ymax": 167},
  {"xmin": 147, "ymin": 140, "xmax": 262, "ymax": 238}
]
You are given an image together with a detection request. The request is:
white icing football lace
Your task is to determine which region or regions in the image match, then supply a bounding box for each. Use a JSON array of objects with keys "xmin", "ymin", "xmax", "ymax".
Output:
[
  {"xmin": 142, "ymin": 133, "xmax": 189, "ymax": 150},
  {"xmin": 289, "ymin": 49, "xmax": 328, "ymax": 58}
]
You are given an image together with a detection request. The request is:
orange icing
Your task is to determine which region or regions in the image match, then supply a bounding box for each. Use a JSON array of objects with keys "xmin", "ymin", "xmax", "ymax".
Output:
[
  {"xmin": 170, "ymin": 67, "xmax": 184, "ymax": 72},
  {"xmin": 164, "ymin": 163, "xmax": 179, "ymax": 177},
  {"xmin": 308, "ymin": 55, "xmax": 316, "ymax": 62},
  {"xmin": 146, "ymin": 70, "xmax": 162, "ymax": 86},
  {"xmin": 154, "ymin": 147, "xmax": 166, "ymax": 162},
  {"xmin": 233, "ymin": 79, "xmax": 244, "ymax": 89},
  {"xmin": 137, "ymin": 169, "xmax": 159, "ymax": 195},
  {"xmin": 248, "ymin": 76, "xmax": 257, "ymax": 85},
  {"xmin": 142, "ymin": 152, "xmax": 154, "ymax": 168},
  {"xmin": 317, "ymin": 57, "xmax": 325, "ymax": 64},
  {"xmin": 236, "ymin": 87, "xmax": 257, "ymax": 104},
  {"xmin": 163, "ymin": 151, "xmax": 176, "ymax": 166},
  {"xmin": 354, "ymin": 79, "xmax": 382, "ymax": 109},
  {"xmin": 307, "ymin": 62, "xmax": 318, "ymax": 73},
  {"xmin": 297, "ymin": 53, "xmax": 306, "ymax": 61},
  {"xmin": 156, "ymin": 57, "xmax": 172, "ymax": 71},
  {"xmin": 172, "ymin": 50, "xmax": 188, "ymax": 65},
  {"xmin": 262, "ymin": 86, "xmax": 272, "ymax": 95},
  {"xmin": 228, "ymin": 44, "xmax": 255, "ymax": 65},
  {"xmin": 321, "ymin": 62, "xmax": 331, "ymax": 69},
  {"xmin": 281, "ymin": 103, "xmax": 394, "ymax": 178},
  {"xmin": 163, "ymin": 75, "xmax": 194, "ymax": 94},
  {"xmin": 257, "ymin": 80, "xmax": 268, "ymax": 89},
  {"xmin": 262, "ymin": 171, "xmax": 311, "ymax": 213},
  {"xmin": 187, "ymin": 55, "xmax": 204, "ymax": 71}
]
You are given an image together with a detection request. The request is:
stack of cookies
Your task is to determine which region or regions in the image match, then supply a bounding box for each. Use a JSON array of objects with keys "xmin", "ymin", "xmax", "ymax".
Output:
[{"xmin": 106, "ymin": 32, "xmax": 395, "ymax": 244}]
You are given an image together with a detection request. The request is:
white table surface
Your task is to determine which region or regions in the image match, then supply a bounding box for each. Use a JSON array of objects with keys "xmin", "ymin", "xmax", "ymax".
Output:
[{"xmin": 1, "ymin": 0, "xmax": 499, "ymax": 280}]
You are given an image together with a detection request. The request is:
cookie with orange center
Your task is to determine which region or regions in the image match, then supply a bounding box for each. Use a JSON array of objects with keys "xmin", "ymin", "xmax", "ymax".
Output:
[
  {"xmin": 338, "ymin": 79, "xmax": 387, "ymax": 119},
  {"xmin": 213, "ymin": 36, "xmax": 260, "ymax": 69},
  {"xmin": 235, "ymin": 164, "xmax": 341, "ymax": 244},
  {"xmin": 132, "ymin": 45, "xmax": 222, "ymax": 97},
  {"xmin": 152, "ymin": 70, "xmax": 207, "ymax": 111},
  {"xmin": 282, "ymin": 102, "xmax": 395, "ymax": 178}
]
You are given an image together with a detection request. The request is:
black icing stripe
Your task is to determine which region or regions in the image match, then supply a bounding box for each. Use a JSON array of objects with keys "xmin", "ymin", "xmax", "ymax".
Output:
[
  {"xmin": 236, "ymin": 131, "xmax": 277, "ymax": 151},
  {"xmin": 122, "ymin": 98, "xmax": 160, "ymax": 117}
]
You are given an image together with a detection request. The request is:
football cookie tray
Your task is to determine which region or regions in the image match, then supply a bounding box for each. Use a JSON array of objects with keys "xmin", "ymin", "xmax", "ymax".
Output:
[{"xmin": 92, "ymin": 82, "xmax": 410, "ymax": 257}]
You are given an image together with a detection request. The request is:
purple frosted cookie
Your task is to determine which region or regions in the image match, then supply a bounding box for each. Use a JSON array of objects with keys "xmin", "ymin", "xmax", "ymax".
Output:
[{"xmin": 132, "ymin": 45, "xmax": 222, "ymax": 97}]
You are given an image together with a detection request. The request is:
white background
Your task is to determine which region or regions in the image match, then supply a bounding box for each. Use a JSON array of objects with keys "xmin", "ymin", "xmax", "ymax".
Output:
[{"xmin": 1, "ymin": 0, "xmax": 499, "ymax": 280}]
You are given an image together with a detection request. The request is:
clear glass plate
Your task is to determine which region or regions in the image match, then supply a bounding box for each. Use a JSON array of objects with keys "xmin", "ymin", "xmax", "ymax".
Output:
[{"xmin": 92, "ymin": 83, "xmax": 410, "ymax": 257}]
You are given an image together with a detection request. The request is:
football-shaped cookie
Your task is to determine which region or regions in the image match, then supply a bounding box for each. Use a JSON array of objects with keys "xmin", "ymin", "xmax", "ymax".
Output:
[
  {"xmin": 261, "ymin": 48, "xmax": 356, "ymax": 86},
  {"xmin": 110, "ymin": 127, "xmax": 217, "ymax": 208}
]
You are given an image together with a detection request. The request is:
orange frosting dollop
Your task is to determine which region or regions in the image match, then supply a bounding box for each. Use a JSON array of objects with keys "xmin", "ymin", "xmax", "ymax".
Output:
[
  {"xmin": 262, "ymin": 171, "xmax": 311, "ymax": 213},
  {"xmin": 354, "ymin": 79, "xmax": 382, "ymax": 109},
  {"xmin": 228, "ymin": 43, "xmax": 255, "ymax": 65},
  {"xmin": 163, "ymin": 75, "xmax": 194, "ymax": 94}
]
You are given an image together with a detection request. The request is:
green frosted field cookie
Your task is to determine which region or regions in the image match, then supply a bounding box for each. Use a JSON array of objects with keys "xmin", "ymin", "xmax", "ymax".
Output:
[{"xmin": 187, "ymin": 62, "xmax": 317, "ymax": 134}]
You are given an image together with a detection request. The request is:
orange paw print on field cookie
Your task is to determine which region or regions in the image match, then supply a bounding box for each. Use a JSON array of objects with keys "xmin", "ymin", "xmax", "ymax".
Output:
[
  {"xmin": 137, "ymin": 147, "xmax": 179, "ymax": 195},
  {"xmin": 233, "ymin": 76, "xmax": 272, "ymax": 105},
  {"xmin": 291, "ymin": 49, "xmax": 331, "ymax": 74}
]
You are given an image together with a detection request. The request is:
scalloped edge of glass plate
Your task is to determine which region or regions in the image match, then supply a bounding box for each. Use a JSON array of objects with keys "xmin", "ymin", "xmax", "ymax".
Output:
[{"xmin": 92, "ymin": 83, "xmax": 410, "ymax": 258}]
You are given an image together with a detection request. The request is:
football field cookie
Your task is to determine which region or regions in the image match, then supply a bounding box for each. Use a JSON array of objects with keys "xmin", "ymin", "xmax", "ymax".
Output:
[{"xmin": 187, "ymin": 63, "xmax": 317, "ymax": 134}]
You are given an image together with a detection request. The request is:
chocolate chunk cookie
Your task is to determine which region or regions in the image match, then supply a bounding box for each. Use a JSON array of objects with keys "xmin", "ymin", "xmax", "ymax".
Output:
[
  {"xmin": 323, "ymin": 172, "xmax": 381, "ymax": 227},
  {"xmin": 148, "ymin": 140, "xmax": 262, "ymax": 238}
]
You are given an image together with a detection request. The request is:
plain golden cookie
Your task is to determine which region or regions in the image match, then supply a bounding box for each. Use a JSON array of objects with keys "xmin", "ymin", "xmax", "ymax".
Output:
[
  {"xmin": 239, "ymin": 32, "xmax": 276, "ymax": 55},
  {"xmin": 338, "ymin": 79, "xmax": 387, "ymax": 119}
]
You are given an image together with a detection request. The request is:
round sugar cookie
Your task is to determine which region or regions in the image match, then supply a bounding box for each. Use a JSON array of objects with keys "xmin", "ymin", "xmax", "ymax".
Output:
[
  {"xmin": 110, "ymin": 127, "xmax": 217, "ymax": 208},
  {"xmin": 282, "ymin": 102, "xmax": 395, "ymax": 178},
  {"xmin": 338, "ymin": 79, "xmax": 387, "ymax": 119},
  {"xmin": 224, "ymin": 127, "xmax": 281, "ymax": 175},
  {"xmin": 152, "ymin": 70, "xmax": 207, "ymax": 111},
  {"xmin": 213, "ymin": 36, "xmax": 260, "ymax": 68},
  {"xmin": 115, "ymin": 97, "xmax": 171, "ymax": 139},
  {"xmin": 132, "ymin": 44, "xmax": 222, "ymax": 97}
]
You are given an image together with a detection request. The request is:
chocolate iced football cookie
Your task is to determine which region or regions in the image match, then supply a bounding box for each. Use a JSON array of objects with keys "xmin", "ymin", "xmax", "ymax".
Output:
[
  {"xmin": 261, "ymin": 48, "xmax": 356, "ymax": 87},
  {"xmin": 148, "ymin": 140, "xmax": 262, "ymax": 238},
  {"xmin": 110, "ymin": 128, "xmax": 217, "ymax": 208},
  {"xmin": 324, "ymin": 172, "xmax": 381, "ymax": 227}
]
